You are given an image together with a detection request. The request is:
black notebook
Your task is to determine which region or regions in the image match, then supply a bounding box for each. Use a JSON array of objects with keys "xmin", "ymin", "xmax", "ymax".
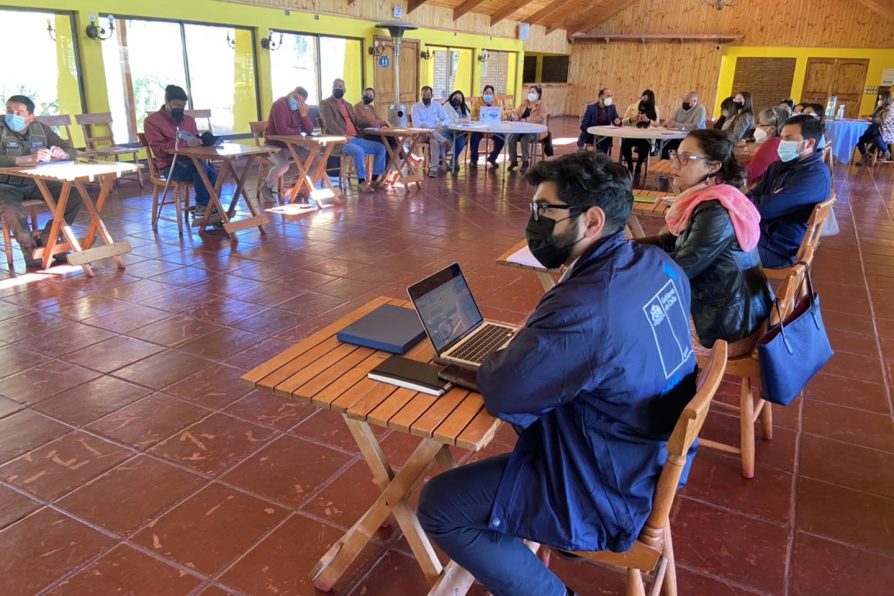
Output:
[
  {"xmin": 368, "ymin": 356, "xmax": 452, "ymax": 396},
  {"xmin": 336, "ymin": 304, "xmax": 426, "ymax": 354}
]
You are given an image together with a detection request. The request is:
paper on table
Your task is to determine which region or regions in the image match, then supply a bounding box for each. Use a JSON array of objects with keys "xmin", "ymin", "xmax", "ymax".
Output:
[
  {"xmin": 633, "ymin": 194, "xmax": 658, "ymax": 204},
  {"xmin": 506, "ymin": 244, "xmax": 548, "ymax": 269}
]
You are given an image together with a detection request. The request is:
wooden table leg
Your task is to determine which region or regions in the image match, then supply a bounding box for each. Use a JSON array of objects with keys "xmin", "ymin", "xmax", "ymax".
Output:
[
  {"xmin": 73, "ymin": 179, "xmax": 131, "ymax": 270},
  {"xmin": 194, "ymin": 157, "xmax": 231, "ymax": 236},
  {"xmin": 310, "ymin": 421, "xmax": 444, "ymax": 591},
  {"xmin": 307, "ymin": 144, "xmax": 341, "ymax": 206},
  {"xmin": 32, "ymin": 179, "xmax": 93, "ymax": 277},
  {"xmin": 223, "ymin": 155, "xmax": 268, "ymax": 235},
  {"xmin": 284, "ymin": 142, "xmax": 315, "ymax": 203}
]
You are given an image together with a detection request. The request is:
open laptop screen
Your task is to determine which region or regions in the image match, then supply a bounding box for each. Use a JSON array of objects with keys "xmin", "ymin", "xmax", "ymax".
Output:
[{"xmin": 408, "ymin": 263, "xmax": 484, "ymax": 354}]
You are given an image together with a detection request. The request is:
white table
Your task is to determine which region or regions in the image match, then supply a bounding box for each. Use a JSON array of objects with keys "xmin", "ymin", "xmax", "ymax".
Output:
[
  {"xmin": 448, "ymin": 122, "xmax": 549, "ymax": 173},
  {"xmin": 587, "ymin": 125, "xmax": 687, "ymax": 178}
]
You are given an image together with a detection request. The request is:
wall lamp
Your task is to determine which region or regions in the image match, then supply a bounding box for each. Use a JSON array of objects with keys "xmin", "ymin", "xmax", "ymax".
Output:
[
  {"xmin": 226, "ymin": 31, "xmax": 237, "ymax": 49},
  {"xmin": 261, "ymin": 29, "xmax": 283, "ymax": 51},
  {"xmin": 419, "ymin": 49, "xmax": 432, "ymax": 60},
  {"xmin": 46, "ymin": 18, "xmax": 56, "ymax": 41},
  {"xmin": 478, "ymin": 49, "xmax": 490, "ymax": 63},
  {"xmin": 85, "ymin": 14, "xmax": 115, "ymax": 41},
  {"xmin": 368, "ymin": 41, "xmax": 385, "ymax": 56}
]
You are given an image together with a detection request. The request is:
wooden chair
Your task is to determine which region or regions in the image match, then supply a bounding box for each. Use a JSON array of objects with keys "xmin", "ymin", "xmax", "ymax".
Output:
[
  {"xmin": 764, "ymin": 196, "xmax": 836, "ymax": 281},
  {"xmin": 1, "ymin": 200, "xmax": 44, "ymax": 271},
  {"xmin": 75, "ymin": 112, "xmax": 143, "ymax": 188},
  {"xmin": 869, "ymin": 142, "xmax": 893, "ymax": 166},
  {"xmin": 530, "ymin": 114, "xmax": 552, "ymax": 165},
  {"xmin": 697, "ymin": 265, "xmax": 805, "ymax": 478},
  {"xmin": 185, "ymin": 109, "xmax": 213, "ymax": 135},
  {"xmin": 549, "ymin": 340, "xmax": 730, "ymax": 596},
  {"xmin": 822, "ymin": 143, "xmax": 834, "ymax": 169},
  {"xmin": 138, "ymin": 133, "xmax": 192, "ymax": 235},
  {"xmin": 34, "ymin": 114, "xmax": 75, "ymax": 147},
  {"xmin": 249, "ymin": 120, "xmax": 285, "ymax": 204},
  {"xmin": 647, "ymin": 159, "xmax": 674, "ymax": 189}
]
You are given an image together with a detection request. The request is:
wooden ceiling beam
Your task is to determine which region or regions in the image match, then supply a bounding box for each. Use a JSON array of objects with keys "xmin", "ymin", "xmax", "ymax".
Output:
[
  {"xmin": 558, "ymin": 0, "xmax": 641, "ymax": 36},
  {"xmin": 407, "ymin": 0, "xmax": 429, "ymax": 14},
  {"xmin": 489, "ymin": 0, "xmax": 529, "ymax": 27},
  {"xmin": 453, "ymin": 0, "xmax": 490, "ymax": 20},
  {"xmin": 525, "ymin": 0, "xmax": 582, "ymax": 26},
  {"xmin": 570, "ymin": 32, "xmax": 745, "ymax": 44},
  {"xmin": 856, "ymin": 0, "xmax": 894, "ymax": 22}
]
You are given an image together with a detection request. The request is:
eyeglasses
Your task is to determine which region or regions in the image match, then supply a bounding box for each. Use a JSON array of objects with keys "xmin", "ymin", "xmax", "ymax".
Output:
[
  {"xmin": 669, "ymin": 151, "xmax": 711, "ymax": 167},
  {"xmin": 530, "ymin": 202, "xmax": 574, "ymax": 222}
]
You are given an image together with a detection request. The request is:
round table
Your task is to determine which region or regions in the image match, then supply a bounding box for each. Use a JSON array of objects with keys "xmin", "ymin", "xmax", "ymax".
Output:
[
  {"xmin": 824, "ymin": 119, "xmax": 870, "ymax": 165},
  {"xmin": 448, "ymin": 121, "xmax": 549, "ymax": 173},
  {"xmin": 588, "ymin": 125, "xmax": 687, "ymax": 180}
]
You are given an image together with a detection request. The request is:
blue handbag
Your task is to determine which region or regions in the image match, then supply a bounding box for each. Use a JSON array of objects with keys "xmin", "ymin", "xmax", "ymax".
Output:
[{"xmin": 756, "ymin": 266, "xmax": 833, "ymax": 406}]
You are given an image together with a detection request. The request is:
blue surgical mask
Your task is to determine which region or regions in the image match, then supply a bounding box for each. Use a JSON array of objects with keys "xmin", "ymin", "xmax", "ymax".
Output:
[
  {"xmin": 4, "ymin": 114, "xmax": 27, "ymax": 133},
  {"xmin": 777, "ymin": 140, "xmax": 801, "ymax": 162},
  {"xmin": 483, "ymin": 94, "xmax": 494, "ymax": 104},
  {"xmin": 287, "ymin": 97, "xmax": 299, "ymax": 111}
]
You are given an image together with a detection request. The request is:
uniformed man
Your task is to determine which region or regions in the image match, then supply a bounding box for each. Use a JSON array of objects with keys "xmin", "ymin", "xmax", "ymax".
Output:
[{"xmin": 1, "ymin": 95, "xmax": 79, "ymax": 268}]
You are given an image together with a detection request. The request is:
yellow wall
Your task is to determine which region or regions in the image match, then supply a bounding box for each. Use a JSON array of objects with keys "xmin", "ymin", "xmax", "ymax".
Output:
[
  {"xmin": 715, "ymin": 46, "xmax": 894, "ymax": 117},
  {"xmin": 5, "ymin": 0, "xmax": 524, "ymax": 131}
]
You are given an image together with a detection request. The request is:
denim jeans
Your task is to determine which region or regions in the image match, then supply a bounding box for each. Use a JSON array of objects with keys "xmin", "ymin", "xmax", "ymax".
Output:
[
  {"xmin": 342, "ymin": 137, "xmax": 387, "ymax": 181},
  {"xmin": 169, "ymin": 159, "xmax": 218, "ymax": 207},
  {"xmin": 470, "ymin": 133, "xmax": 505, "ymax": 162},
  {"xmin": 418, "ymin": 455, "xmax": 568, "ymax": 596}
]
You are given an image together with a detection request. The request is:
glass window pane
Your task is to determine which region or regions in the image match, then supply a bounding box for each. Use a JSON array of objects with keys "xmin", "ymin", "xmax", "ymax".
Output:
[
  {"xmin": 102, "ymin": 18, "xmax": 187, "ymax": 143},
  {"xmin": 270, "ymin": 33, "xmax": 319, "ymax": 105},
  {"xmin": 184, "ymin": 24, "xmax": 258, "ymax": 135},
  {"xmin": 480, "ymin": 51, "xmax": 516, "ymax": 103},
  {"xmin": 0, "ymin": 10, "xmax": 83, "ymax": 125},
  {"xmin": 319, "ymin": 36, "xmax": 363, "ymax": 105}
]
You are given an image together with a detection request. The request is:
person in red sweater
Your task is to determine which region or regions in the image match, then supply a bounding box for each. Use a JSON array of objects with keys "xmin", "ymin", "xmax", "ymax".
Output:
[
  {"xmin": 144, "ymin": 85, "xmax": 218, "ymax": 210},
  {"xmin": 746, "ymin": 107, "xmax": 786, "ymax": 187},
  {"xmin": 263, "ymin": 86, "xmax": 315, "ymax": 202}
]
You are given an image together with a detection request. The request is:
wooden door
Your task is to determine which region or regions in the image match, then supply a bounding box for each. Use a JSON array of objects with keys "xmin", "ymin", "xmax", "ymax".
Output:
[
  {"xmin": 802, "ymin": 58, "xmax": 869, "ymax": 119},
  {"xmin": 373, "ymin": 37, "xmax": 419, "ymax": 121}
]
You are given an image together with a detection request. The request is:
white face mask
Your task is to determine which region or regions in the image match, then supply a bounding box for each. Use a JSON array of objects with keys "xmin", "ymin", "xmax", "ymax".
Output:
[
  {"xmin": 753, "ymin": 127, "xmax": 769, "ymax": 143},
  {"xmin": 528, "ymin": 92, "xmax": 539, "ymax": 102},
  {"xmin": 603, "ymin": 97, "xmax": 613, "ymax": 107},
  {"xmin": 879, "ymin": 100, "xmax": 884, "ymax": 107}
]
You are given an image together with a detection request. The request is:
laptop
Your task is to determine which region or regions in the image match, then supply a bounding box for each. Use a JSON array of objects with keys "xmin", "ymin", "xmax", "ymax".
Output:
[
  {"xmin": 478, "ymin": 106, "xmax": 503, "ymax": 124},
  {"xmin": 408, "ymin": 263, "xmax": 516, "ymax": 370}
]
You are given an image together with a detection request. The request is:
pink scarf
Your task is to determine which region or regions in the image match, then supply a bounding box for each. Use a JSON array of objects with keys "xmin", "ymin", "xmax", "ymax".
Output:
[{"xmin": 665, "ymin": 183, "xmax": 761, "ymax": 252}]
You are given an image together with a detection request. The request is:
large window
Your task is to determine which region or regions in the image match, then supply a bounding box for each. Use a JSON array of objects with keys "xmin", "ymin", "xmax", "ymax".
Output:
[
  {"xmin": 480, "ymin": 50, "xmax": 518, "ymax": 103},
  {"xmin": 0, "ymin": 9, "xmax": 84, "ymax": 140},
  {"xmin": 101, "ymin": 17, "xmax": 259, "ymax": 143},
  {"xmin": 270, "ymin": 32, "xmax": 364, "ymax": 106},
  {"xmin": 424, "ymin": 46, "xmax": 474, "ymax": 100}
]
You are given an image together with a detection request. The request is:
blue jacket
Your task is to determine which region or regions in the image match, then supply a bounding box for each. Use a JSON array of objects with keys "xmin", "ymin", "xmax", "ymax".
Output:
[
  {"xmin": 748, "ymin": 151, "xmax": 831, "ymax": 268},
  {"xmin": 578, "ymin": 102, "xmax": 620, "ymax": 147},
  {"xmin": 478, "ymin": 232, "xmax": 698, "ymax": 553}
]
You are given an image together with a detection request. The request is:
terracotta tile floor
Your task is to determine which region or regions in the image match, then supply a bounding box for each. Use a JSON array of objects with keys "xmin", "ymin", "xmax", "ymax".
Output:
[{"xmin": 0, "ymin": 117, "xmax": 891, "ymax": 595}]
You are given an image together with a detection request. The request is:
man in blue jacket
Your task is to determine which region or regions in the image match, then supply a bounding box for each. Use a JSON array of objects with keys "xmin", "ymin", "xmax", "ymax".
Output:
[
  {"xmin": 418, "ymin": 151, "xmax": 698, "ymax": 596},
  {"xmin": 577, "ymin": 88, "xmax": 621, "ymax": 153},
  {"xmin": 748, "ymin": 114, "xmax": 831, "ymax": 268}
]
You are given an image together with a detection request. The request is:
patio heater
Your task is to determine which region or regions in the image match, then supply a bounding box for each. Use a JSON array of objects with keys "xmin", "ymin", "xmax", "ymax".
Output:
[{"xmin": 375, "ymin": 21, "xmax": 418, "ymax": 128}]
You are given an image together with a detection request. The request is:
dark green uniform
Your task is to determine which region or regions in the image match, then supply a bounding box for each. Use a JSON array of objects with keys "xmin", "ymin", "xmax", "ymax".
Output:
[{"xmin": 0, "ymin": 119, "xmax": 80, "ymax": 254}]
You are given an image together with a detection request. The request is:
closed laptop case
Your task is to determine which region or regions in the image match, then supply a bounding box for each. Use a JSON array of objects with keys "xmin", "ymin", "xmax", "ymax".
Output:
[{"xmin": 336, "ymin": 304, "xmax": 426, "ymax": 354}]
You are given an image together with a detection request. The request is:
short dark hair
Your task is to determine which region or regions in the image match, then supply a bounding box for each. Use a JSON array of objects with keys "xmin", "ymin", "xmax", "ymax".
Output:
[
  {"xmin": 165, "ymin": 84, "xmax": 188, "ymax": 103},
  {"xmin": 421, "ymin": 85, "xmax": 433, "ymax": 95},
  {"xmin": 598, "ymin": 88, "xmax": 608, "ymax": 98},
  {"xmin": 686, "ymin": 129, "xmax": 746, "ymax": 189},
  {"xmin": 803, "ymin": 103, "xmax": 825, "ymax": 122},
  {"xmin": 526, "ymin": 151, "xmax": 632, "ymax": 235},
  {"xmin": 482, "ymin": 84, "xmax": 495, "ymax": 94},
  {"xmin": 295, "ymin": 87, "xmax": 309, "ymax": 99},
  {"xmin": 363, "ymin": 87, "xmax": 375, "ymax": 94},
  {"xmin": 6, "ymin": 95, "xmax": 35, "ymax": 114},
  {"xmin": 779, "ymin": 99, "xmax": 794, "ymax": 109},
  {"xmin": 784, "ymin": 114, "xmax": 825, "ymax": 144}
]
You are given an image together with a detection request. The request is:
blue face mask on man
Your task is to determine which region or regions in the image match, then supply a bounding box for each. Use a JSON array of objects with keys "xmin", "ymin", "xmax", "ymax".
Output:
[
  {"xmin": 287, "ymin": 97, "xmax": 300, "ymax": 111},
  {"xmin": 776, "ymin": 140, "xmax": 802, "ymax": 163},
  {"xmin": 4, "ymin": 114, "xmax": 27, "ymax": 133}
]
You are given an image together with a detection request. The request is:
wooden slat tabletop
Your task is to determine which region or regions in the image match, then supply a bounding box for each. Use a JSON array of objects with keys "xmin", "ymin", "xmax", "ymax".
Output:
[{"xmin": 242, "ymin": 296, "xmax": 500, "ymax": 451}]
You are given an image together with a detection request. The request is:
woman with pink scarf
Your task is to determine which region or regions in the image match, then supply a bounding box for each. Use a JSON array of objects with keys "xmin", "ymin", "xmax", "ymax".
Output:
[{"xmin": 641, "ymin": 129, "xmax": 773, "ymax": 352}]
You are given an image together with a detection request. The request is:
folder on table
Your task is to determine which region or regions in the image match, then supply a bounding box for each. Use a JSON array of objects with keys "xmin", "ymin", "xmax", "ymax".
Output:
[{"xmin": 336, "ymin": 304, "xmax": 426, "ymax": 354}]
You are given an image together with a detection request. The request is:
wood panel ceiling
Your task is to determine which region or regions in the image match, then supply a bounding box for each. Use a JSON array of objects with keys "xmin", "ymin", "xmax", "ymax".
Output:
[{"xmin": 416, "ymin": 0, "xmax": 894, "ymax": 37}]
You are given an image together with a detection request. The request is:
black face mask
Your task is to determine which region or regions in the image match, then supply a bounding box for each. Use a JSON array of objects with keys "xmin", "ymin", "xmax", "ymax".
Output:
[
  {"xmin": 332, "ymin": 89, "xmax": 345, "ymax": 99},
  {"xmin": 734, "ymin": 100, "xmax": 744, "ymax": 110},
  {"xmin": 450, "ymin": 98, "xmax": 462, "ymax": 107},
  {"xmin": 525, "ymin": 213, "xmax": 583, "ymax": 270},
  {"xmin": 422, "ymin": 97, "xmax": 431, "ymax": 106},
  {"xmin": 682, "ymin": 102, "xmax": 691, "ymax": 111},
  {"xmin": 362, "ymin": 95, "xmax": 374, "ymax": 105},
  {"xmin": 170, "ymin": 107, "xmax": 185, "ymax": 123}
]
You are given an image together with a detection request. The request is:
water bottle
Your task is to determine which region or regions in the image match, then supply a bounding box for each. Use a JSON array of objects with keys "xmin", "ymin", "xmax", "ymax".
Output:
[
  {"xmin": 836, "ymin": 105, "xmax": 846, "ymax": 120},
  {"xmin": 825, "ymin": 95, "xmax": 837, "ymax": 119}
]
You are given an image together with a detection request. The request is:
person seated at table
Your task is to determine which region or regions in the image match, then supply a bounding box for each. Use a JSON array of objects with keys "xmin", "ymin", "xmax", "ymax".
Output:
[
  {"xmin": 507, "ymin": 85, "xmax": 548, "ymax": 172},
  {"xmin": 412, "ymin": 86, "xmax": 451, "ymax": 177},
  {"xmin": 577, "ymin": 87, "xmax": 621, "ymax": 153},
  {"xmin": 319, "ymin": 79, "xmax": 386, "ymax": 193},
  {"xmin": 620, "ymin": 89, "xmax": 659, "ymax": 180},
  {"xmin": 748, "ymin": 114, "xmax": 831, "ymax": 268},
  {"xmin": 746, "ymin": 107, "xmax": 787, "ymax": 186},
  {"xmin": 856, "ymin": 89, "xmax": 893, "ymax": 165},
  {"xmin": 261, "ymin": 86, "xmax": 314, "ymax": 202},
  {"xmin": 722, "ymin": 91, "xmax": 754, "ymax": 143},
  {"xmin": 779, "ymin": 99, "xmax": 795, "ymax": 111},
  {"xmin": 145, "ymin": 85, "xmax": 219, "ymax": 216},
  {"xmin": 469, "ymin": 85, "xmax": 505, "ymax": 168},
  {"xmin": 792, "ymin": 103, "xmax": 805, "ymax": 114},
  {"xmin": 417, "ymin": 150, "xmax": 698, "ymax": 596},
  {"xmin": 713, "ymin": 96, "xmax": 735, "ymax": 130},
  {"xmin": 0, "ymin": 94, "xmax": 79, "ymax": 268},
  {"xmin": 640, "ymin": 129, "xmax": 772, "ymax": 351},
  {"xmin": 443, "ymin": 90, "xmax": 471, "ymax": 174},
  {"xmin": 661, "ymin": 90, "xmax": 707, "ymax": 158},
  {"xmin": 801, "ymin": 103, "xmax": 827, "ymax": 149},
  {"xmin": 353, "ymin": 87, "xmax": 398, "ymax": 152}
]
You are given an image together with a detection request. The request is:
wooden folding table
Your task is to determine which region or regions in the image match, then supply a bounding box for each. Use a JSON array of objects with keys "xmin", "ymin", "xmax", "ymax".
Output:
[
  {"xmin": 242, "ymin": 296, "xmax": 502, "ymax": 592},
  {"xmin": 0, "ymin": 161, "xmax": 136, "ymax": 276},
  {"xmin": 174, "ymin": 143, "xmax": 274, "ymax": 236},
  {"xmin": 364, "ymin": 127, "xmax": 430, "ymax": 189},
  {"xmin": 266, "ymin": 134, "xmax": 346, "ymax": 206}
]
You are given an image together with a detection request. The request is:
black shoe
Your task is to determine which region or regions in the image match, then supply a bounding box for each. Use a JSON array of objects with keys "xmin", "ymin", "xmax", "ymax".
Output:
[
  {"xmin": 20, "ymin": 245, "xmax": 42, "ymax": 269},
  {"xmin": 520, "ymin": 161, "xmax": 530, "ymax": 172},
  {"xmin": 487, "ymin": 155, "xmax": 498, "ymax": 166},
  {"xmin": 508, "ymin": 162, "xmax": 519, "ymax": 171}
]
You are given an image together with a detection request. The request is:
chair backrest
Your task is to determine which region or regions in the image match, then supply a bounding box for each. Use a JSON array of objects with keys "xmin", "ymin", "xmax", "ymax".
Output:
[
  {"xmin": 34, "ymin": 114, "xmax": 74, "ymax": 147},
  {"xmin": 821, "ymin": 143, "xmax": 833, "ymax": 170},
  {"xmin": 249, "ymin": 120, "xmax": 267, "ymax": 147},
  {"xmin": 771, "ymin": 264, "xmax": 807, "ymax": 324},
  {"xmin": 75, "ymin": 112, "xmax": 116, "ymax": 149},
  {"xmin": 186, "ymin": 109, "xmax": 213, "ymax": 134},
  {"xmin": 639, "ymin": 339, "xmax": 728, "ymax": 549},
  {"xmin": 137, "ymin": 133, "xmax": 160, "ymax": 177},
  {"xmin": 794, "ymin": 195, "xmax": 837, "ymax": 264}
]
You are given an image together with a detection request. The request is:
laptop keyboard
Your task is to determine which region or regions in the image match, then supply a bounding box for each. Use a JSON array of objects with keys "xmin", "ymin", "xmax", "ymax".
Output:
[{"xmin": 450, "ymin": 324, "xmax": 515, "ymax": 364}]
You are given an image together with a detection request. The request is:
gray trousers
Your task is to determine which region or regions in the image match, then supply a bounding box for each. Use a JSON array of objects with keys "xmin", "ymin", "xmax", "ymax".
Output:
[
  {"xmin": 0, "ymin": 180, "xmax": 82, "ymax": 250},
  {"xmin": 507, "ymin": 133, "xmax": 538, "ymax": 163}
]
